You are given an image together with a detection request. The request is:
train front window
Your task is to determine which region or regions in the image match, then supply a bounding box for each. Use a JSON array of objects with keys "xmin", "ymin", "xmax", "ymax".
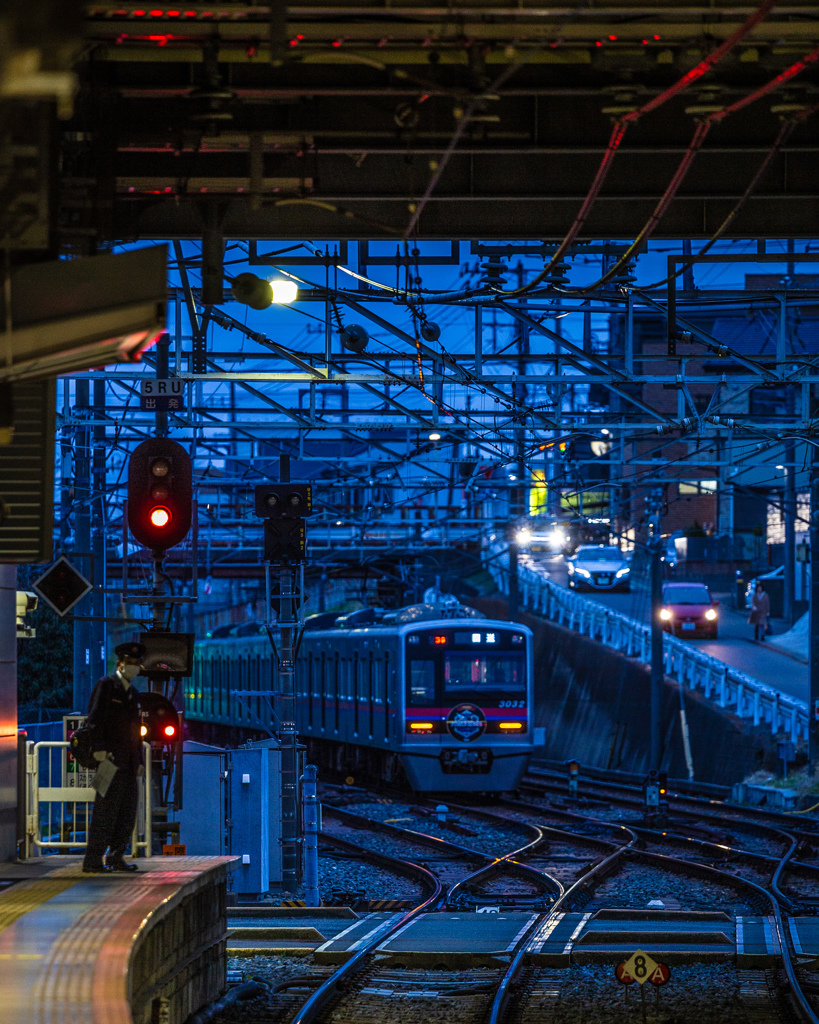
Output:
[
  {"xmin": 444, "ymin": 653, "xmax": 525, "ymax": 698},
  {"xmin": 408, "ymin": 659, "xmax": 436, "ymax": 706}
]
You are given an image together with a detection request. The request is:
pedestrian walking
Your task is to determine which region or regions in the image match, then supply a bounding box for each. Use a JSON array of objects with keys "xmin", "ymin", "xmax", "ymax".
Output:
[
  {"xmin": 748, "ymin": 582, "xmax": 770, "ymax": 642},
  {"xmin": 82, "ymin": 641, "xmax": 145, "ymax": 873}
]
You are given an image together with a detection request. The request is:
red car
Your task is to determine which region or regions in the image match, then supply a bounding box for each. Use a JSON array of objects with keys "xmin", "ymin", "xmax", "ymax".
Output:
[{"xmin": 660, "ymin": 582, "xmax": 719, "ymax": 639}]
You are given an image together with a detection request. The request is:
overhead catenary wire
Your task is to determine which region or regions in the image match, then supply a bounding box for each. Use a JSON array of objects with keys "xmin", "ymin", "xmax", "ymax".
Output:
[
  {"xmin": 496, "ymin": 0, "xmax": 779, "ymax": 298},
  {"xmin": 568, "ymin": 45, "xmax": 819, "ymax": 294}
]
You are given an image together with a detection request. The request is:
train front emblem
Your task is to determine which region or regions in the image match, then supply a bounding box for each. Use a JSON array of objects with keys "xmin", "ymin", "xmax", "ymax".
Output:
[{"xmin": 446, "ymin": 703, "xmax": 487, "ymax": 742}]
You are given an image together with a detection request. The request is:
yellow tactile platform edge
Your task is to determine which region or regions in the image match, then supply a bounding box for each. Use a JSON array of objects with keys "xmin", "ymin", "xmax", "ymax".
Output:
[{"xmin": 0, "ymin": 879, "xmax": 80, "ymax": 936}]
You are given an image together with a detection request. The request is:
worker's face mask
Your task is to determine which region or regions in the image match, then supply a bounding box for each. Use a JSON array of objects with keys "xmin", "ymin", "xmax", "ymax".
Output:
[{"xmin": 119, "ymin": 663, "xmax": 141, "ymax": 680}]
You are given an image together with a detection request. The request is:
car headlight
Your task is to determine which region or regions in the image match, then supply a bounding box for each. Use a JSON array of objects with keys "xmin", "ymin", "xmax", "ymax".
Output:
[
  {"xmin": 551, "ymin": 529, "xmax": 567, "ymax": 547},
  {"xmin": 615, "ymin": 567, "xmax": 630, "ymax": 578},
  {"xmin": 574, "ymin": 567, "xmax": 591, "ymax": 577},
  {"xmin": 660, "ymin": 608, "xmax": 672, "ymax": 621},
  {"xmin": 516, "ymin": 528, "xmax": 532, "ymax": 546},
  {"xmin": 705, "ymin": 608, "xmax": 717, "ymax": 621}
]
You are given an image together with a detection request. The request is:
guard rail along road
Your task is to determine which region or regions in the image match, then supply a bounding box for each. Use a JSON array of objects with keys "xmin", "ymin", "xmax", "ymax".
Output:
[{"xmin": 485, "ymin": 544, "xmax": 809, "ymax": 746}]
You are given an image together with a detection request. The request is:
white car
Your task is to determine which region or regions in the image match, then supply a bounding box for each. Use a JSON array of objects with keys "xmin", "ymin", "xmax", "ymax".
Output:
[{"xmin": 567, "ymin": 545, "xmax": 631, "ymax": 592}]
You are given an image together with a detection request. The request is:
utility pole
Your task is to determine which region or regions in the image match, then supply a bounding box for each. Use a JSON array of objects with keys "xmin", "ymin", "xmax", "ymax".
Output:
[
  {"xmin": 276, "ymin": 453, "xmax": 300, "ymax": 891},
  {"xmin": 650, "ymin": 540, "xmax": 663, "ymax": 770},
  {"xmin": 508, "ymin": 536, "xmax": 519, "ymax": 618},
  {"xmin": 72, "ymin": 379, "xmax": 94, "ymax": 711},
  {"xmin": 647, "ymin": 485, "xmax": 664, "ymax": 770},
  {"xmin": 783, "ymin": 443, "xmax": 796, "ymax": 627}
]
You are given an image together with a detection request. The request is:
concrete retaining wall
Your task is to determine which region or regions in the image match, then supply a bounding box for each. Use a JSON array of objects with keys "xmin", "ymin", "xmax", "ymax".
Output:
[{"xmin": 472, "ymin": 599, "xmax": 776, "ymax": 786}]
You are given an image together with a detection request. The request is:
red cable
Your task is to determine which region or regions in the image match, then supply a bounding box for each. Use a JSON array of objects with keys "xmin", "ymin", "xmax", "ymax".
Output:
[
  {"xmin": 557, "ymin": 42, "xmax": 819, "ymax": 292},
  {"xmin": 622, "ymin": 0, "xmax": 778, "ymax": 123},
  {"xmin": 711, "ymin": 45, "xmax": 819, "ymax": 122},
  {"xmin": 500, "ymin": 0, "xmax": 779, "ymax": 296}
]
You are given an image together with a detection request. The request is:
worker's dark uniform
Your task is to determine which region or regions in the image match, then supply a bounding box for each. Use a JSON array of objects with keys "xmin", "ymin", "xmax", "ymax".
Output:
[{"xmin": 82, "ymin": 673, "xmax": 143, "ymax": 868}]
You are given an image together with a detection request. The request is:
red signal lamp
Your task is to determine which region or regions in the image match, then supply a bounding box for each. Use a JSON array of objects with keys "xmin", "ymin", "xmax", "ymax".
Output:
[
  {"xmin": 150, "ymin": 506, "xmax": 171, "ymax": 528},
  {"xmin": 163, "ymin": 724, "xmax": 177, "ymax": 738}
]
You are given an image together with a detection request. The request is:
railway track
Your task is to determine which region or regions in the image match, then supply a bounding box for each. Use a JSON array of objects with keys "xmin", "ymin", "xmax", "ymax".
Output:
[{"xmin": 209, "ymin": 784, "xmax": 818, "ymax": 1024}]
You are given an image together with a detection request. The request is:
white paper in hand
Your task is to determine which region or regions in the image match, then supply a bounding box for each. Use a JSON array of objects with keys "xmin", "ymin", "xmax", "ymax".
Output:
[{"xmin": 92, "ymin": 758, "xmax": 118, "ymax": 798}]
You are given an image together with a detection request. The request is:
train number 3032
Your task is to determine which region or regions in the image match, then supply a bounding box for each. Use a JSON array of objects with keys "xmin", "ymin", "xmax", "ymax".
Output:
[{"xmin": 499, "ymin": 700, "xmax": 526, "ymax": 708}]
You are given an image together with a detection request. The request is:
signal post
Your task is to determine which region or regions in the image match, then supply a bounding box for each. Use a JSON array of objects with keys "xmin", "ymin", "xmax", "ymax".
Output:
[{"xmin": 254, "ymin": 459, "xmax": 314, "ymax": 893}]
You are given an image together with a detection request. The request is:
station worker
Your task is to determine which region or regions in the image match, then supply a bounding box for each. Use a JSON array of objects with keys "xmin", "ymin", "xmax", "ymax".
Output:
[{"xmin": 82, "ymin": 641, "xmax": 145, "ymax": 873}]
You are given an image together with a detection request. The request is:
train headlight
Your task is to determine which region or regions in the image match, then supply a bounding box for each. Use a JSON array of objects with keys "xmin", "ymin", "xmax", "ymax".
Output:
[
  {"xmin": 705, "ymin": 608, "xmax": 717, "ymax": 621},
  {"xmin": 660, "ymin": 608, "xmax": 672, "ymax": 621},
  {"xmin": 409, "ymin": 722, "xmax": 434, "ymax": 731},
  {"xmin": 499, "ymin": 722, "xmax": 523, "ymax": 731}
]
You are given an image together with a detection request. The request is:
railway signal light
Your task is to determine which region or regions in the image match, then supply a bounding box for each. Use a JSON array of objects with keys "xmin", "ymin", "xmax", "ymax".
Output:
[
  {"xmin": 254, "ymin": 483, "xmax": 313, "ymax": 564},
  {"xmin": 139, "ymin": 691, "xmax": 181, "ymax": 745},
  {"xmin": 127, "ymin": 438, "xmax": 192, "ymax": 552},
  {"xmin": 254, "ymin": 484, "xmax": 312, "ymax": 519}
]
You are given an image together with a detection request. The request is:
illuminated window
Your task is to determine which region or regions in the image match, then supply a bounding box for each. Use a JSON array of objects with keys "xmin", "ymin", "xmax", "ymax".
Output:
[
  {"xmin": 486, "ymin": 633, "xmax": 496, "ymax": 643},
  {"xmin": 472, "ymin": 633, "xmax": 481, "ymax": 643}
]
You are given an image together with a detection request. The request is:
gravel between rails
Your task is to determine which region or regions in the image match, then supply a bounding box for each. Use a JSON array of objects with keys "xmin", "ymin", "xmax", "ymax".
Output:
[
  {"xmin": 321, "ymin": 814, "xmax": 485, "ymax": 889},
  {"xmin": 583, "ymin": 862, "xmax": 757, "ymax": 914},
  {"xmin": 318, "ymin": 843, "xmax": 425, "ymax": 901},
  {"xmin": 342, "ymin": 799, "xmax": 532, "ymax": 857},
  {"xmin": 520, "ymin": 963, "xmax": 776, "ymax": 1024}
]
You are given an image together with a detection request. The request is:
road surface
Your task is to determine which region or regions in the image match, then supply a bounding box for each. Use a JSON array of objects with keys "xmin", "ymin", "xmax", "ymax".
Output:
[{"xmin": 523, "ymin": 553, "xmax": 808, "ymax": 705}]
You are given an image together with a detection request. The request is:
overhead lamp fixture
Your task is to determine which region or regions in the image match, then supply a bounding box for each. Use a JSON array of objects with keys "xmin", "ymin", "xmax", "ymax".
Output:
[
  {"xmin": 270, "ymin": 279, "xmax": 298, "ymax": 304},
  {"xmin": 429, "ymin": 432, "xmax": 442, "ymax": 441},
  {"xmin": 776, "ymin": 464, "xmax": 784, "ymax": 470}
]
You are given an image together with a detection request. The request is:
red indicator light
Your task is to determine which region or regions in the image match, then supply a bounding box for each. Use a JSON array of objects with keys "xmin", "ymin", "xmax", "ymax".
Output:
[
  {"xmin": 150, "ymin": 9, "xmax": 164, "ymax": 15},
  {"xmin": 150, "ymin": 506, "xmax": 171, "ymax": 528},
  {"xmin": 164, "ymin": 724, "xmax": 177, "ymax": 738},
  {"xmin": 595, "ymin": 40, "xmax": 602, "ymax": 46},
  {"xmin": 608, "ymin": 34, "xmax": 617, "ymax": 40},
  {"xmin": 653, "ymin": 34, "xmax": 660, "ymax": 40},
  {"xmin": 434, "ymin": 635, "xmax": 447, "ymax": 645},
  {"xmin": 133, "ymin": 9, "xmax": 146, "ymax": 14},
  {"xmin": 167, "ymin": 9, "xmax": 180, "ymax": 14}
]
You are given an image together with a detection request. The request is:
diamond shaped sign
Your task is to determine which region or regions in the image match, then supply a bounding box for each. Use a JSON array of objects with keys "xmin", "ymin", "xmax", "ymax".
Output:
[
  {"xmin": 621, "ymin": 949, "xmax": 659, "ymax": 986},
  {"xmin": 33, "ymin": 556, "xmax": 92, "ymax": 617}
]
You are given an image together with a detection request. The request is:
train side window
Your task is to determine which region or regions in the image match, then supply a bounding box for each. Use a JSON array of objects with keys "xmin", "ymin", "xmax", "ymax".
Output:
[
  {"xmin": 333, "ymin": 653, "xmax": 340, "ymax": 732},
  {"xmin": 353, "ymin": 653, "xmax": 360, "ymax": 735},
  {"xmin": 306, "ymin": 653, "xmax": 313, "ymax": 727},
  {"xmin": 320, "ymin": 653, "xmax": 326, "ymax": 731},
  {"xmin": 368, "ymin": 652, "xmax": 374, "ymax": 739},
  {"xmin": 408, "ymin": 659, "xmax": 436, "ymax": 706},
  {"xmin": 383, "ymin": 652, "xmax": 390, "ymax": 740}
]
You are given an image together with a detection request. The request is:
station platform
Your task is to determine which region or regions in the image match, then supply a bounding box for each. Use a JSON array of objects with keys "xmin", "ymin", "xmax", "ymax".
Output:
[
  {"xmin": 258, "ymin": 907, "xmax": 782, "ymax": 968},
  {"xmin": 0, "ymin": 855, "xmax": 235, "ymax": 1024}
]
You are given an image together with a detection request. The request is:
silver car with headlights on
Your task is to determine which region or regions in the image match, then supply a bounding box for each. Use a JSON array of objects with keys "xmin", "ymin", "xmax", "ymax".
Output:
[{"xmin": 567, "ymin": 544, "xmax": 631, "ymax": 592}]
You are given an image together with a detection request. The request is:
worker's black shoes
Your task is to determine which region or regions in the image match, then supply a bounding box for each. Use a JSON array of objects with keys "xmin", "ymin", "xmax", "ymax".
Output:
[
  {"xmin": 107, "ymin": 859, "xmax": 139, "ymax": 872},
  {"xmin": 82, "ymin": 863, "xmax": 112, "ymax": 873}
]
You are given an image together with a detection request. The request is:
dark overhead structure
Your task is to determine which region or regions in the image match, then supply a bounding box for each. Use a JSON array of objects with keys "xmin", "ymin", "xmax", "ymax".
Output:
[{"xmin": 48, "ymin": 2, "xmax": 819, "ymax": 244}]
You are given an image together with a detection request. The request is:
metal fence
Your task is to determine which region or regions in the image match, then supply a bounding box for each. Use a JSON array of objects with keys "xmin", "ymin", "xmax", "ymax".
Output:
[
  {"xmin": 485, "ymin": 545, "xmax": 809, "ymax": 745},
  {"xmin": 24, "ymin": 741, "xmax": 152, "ymax": 858}
]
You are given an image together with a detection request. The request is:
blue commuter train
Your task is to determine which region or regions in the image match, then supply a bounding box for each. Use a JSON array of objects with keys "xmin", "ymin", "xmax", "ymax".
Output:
[{"xmin": 188, "ymin": 608, "xmax": 534, "ymax": 792}]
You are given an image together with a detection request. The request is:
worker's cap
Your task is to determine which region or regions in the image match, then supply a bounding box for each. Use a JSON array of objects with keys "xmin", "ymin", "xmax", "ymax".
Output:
[{"xmin": 114, "ymin": 641, "xmax": 146, "ymax": 660}]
